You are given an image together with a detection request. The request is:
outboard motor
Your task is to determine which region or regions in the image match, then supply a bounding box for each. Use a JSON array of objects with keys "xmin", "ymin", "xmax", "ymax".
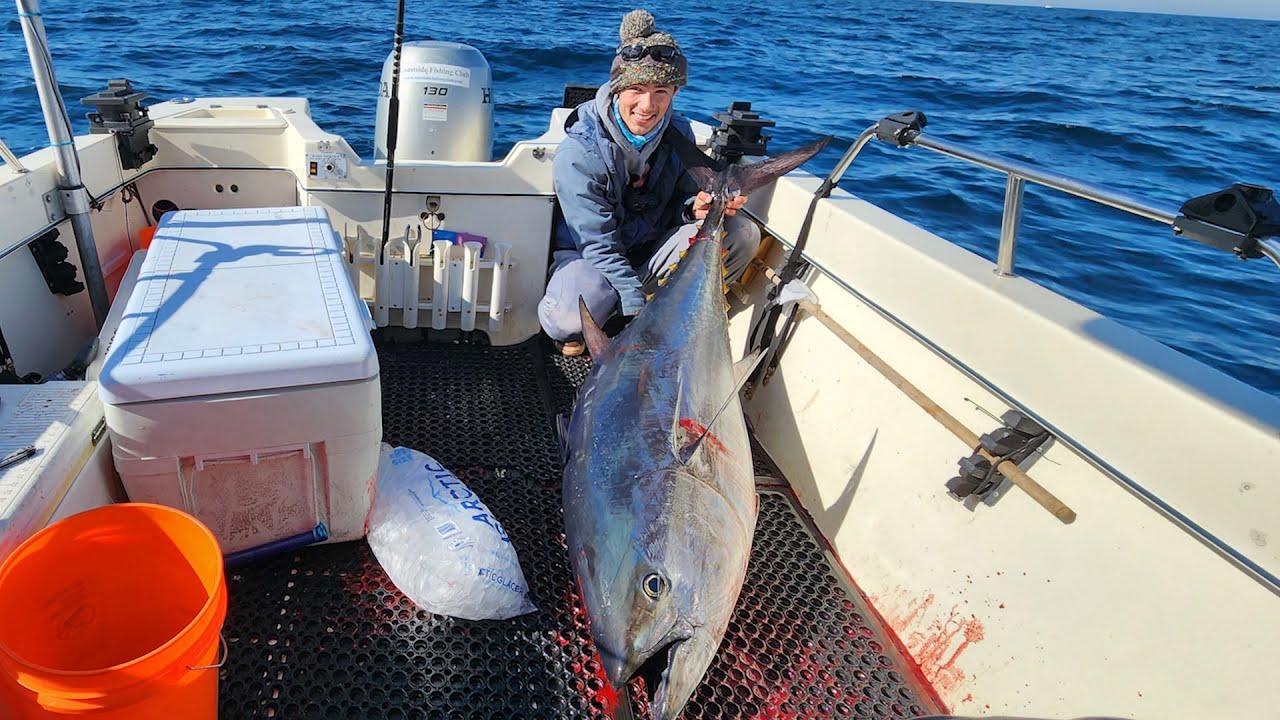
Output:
[{"xmin": 375, "ymin": 41, "xmax": 493, "ymax": 162}]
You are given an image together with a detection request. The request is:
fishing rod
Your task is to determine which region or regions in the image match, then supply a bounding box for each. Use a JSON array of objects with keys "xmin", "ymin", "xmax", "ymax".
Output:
[{"xmin": 379, "ymin": 0, "xmax": 408, "ymax": 255}]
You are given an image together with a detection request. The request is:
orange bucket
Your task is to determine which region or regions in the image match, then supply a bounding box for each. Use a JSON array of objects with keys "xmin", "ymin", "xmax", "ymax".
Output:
[{"xmin": 0, "ymin": 504, "xmax": 227, "ymax": 719}]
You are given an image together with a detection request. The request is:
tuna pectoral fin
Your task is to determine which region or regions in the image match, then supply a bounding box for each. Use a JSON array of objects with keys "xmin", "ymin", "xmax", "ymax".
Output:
[
  {"xmin": 733, "ymin": 349, "xmax": 764, "ymax": 385},
  {"xmin": 733, "ymin": 135, "xmax": 834, "ymax": 196},
  {"xmin": 676, "ymin": 350, "xmax": 765, "ymax": 464},
  {"xmin": 669, "ymin": 366, "xmax": 690, "ymax": 459},
  {"xmin": 578, "ymin": 296, "xmax": 609, "ymax": 356}
]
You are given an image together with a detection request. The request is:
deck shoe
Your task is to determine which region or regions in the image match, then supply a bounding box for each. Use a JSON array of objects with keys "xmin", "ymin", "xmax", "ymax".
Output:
[{"xmin": 557, "ymin": 341, "xmax": 587, "ymax": 357}]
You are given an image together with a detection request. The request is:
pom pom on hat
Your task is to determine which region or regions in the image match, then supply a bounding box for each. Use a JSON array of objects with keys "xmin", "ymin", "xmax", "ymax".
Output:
[
  {"xmin": 619, "ymin": 9, "xmax": 656, "ymax": 42},
  {"xmin": 609, "ymin": 9, "xmax": 688, "ymax": 92}
]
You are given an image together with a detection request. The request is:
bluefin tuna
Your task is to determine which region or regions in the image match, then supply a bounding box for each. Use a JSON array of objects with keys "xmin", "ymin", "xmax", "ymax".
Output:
[{"xmin": 562, "ymin": 133, "xmax": 831, "ymax": 719}]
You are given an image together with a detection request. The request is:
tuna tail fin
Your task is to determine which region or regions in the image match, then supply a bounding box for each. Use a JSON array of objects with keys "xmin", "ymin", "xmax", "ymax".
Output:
[
  {"xmin": 665, "ymin": 127, "xmax": 722, "ymax": 192},
  {"xmin": 578, "ymin": 296, "xmax": 609, "ymax": 356},
  {"xmin": 733, "ymin": 135, "xmax": 833, "ymax": 196},
  {"xmin": 683, "ymin": 164, "xmax": 718, "ymax": 192},
  {"xmin": 676, "ymin": 349, "xmax": 765, "ymax": 465}
]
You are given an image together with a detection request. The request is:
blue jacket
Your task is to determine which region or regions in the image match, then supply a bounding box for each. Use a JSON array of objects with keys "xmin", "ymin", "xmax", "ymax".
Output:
[{"xmin": 552, "ymin": 87, "xmax": 699, "ymax": 316}]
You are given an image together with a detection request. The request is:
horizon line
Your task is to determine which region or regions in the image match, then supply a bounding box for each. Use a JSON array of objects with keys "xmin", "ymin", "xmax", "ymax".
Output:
[{"xmin": 932, "ymin": 0, "xmax": 1280, "ymax": 22}]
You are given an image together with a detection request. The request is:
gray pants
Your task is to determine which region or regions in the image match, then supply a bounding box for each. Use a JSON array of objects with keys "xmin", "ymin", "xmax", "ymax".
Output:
[{"xmin": 538, "ymin": 215, "xmax": 761, "ymax": 342}]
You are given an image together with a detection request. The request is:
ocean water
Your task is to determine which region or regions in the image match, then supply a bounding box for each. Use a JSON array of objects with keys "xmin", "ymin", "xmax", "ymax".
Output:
[{"xmin": 2, "ymin": 0, "xmax": 1278, "ymax": 397}]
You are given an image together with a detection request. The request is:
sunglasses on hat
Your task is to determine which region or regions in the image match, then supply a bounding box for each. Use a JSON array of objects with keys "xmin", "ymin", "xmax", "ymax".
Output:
[{"xmin": 617, "ymin": 44, "xmax": 682, "ymax": 62}]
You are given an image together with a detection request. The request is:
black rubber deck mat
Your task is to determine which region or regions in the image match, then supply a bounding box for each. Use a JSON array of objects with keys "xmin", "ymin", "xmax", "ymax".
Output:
[{"xmin": 218, "ymin": 336, "xmax": 942, "ymax": 719}]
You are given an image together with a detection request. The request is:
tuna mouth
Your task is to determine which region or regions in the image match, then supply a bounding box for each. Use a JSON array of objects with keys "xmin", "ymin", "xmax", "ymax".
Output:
[{"xmin": 636, "ymin": 638, "xmax": 681, "ymax": 714}]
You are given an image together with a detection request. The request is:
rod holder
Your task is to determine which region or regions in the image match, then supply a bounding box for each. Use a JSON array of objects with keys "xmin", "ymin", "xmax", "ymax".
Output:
[
  {"xmin": 488, "ymin": 242, "xmax": 512, "ymax": 332},
  {"xmin": 432, "ymin": 239, "xmax": 451, "ymax": 330},
  {"xmin": 374, "ymin": 239, "xmax": 392, "ymax": 327},
  {"xmin": 344, "ymin": 232, "xmax": 514, "ymax": 332},
  {"xmin": 403, "ymin": 236, "xmax": 423, "ymax": 329},
  {"xmin": 460, "ymin": 241, "xmax": 482, "ymax": 331}
]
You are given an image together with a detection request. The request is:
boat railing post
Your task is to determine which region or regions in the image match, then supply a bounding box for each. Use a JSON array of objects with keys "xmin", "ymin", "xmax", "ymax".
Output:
[
  {"xmin": 827, "ymin": 125, "xmax": 881, "ymax": 188},
  {"xmin": 0, "ymin": 136, "xmax": 28, "ymax": 173},
  {"xmin": 16, "ymin": 0, "xmax": 109, "ymax": 327},
  {"xmin": 1260, "ymin": 238, "xmax": 1280, "ymax": 271},
  {"xmin": 996, "ymin": 174, "xmax": 1025, "ymax": 277}
]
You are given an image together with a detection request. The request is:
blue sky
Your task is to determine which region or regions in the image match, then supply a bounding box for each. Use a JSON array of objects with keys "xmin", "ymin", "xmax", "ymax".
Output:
[{"xmin": 939, "ymin": 0, "xmax": 1280, "ymax": 20}]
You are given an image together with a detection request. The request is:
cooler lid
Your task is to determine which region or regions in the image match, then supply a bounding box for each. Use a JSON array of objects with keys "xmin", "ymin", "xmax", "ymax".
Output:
[{"xmin": 98, "ymin": 207, "xmax": 377, "ymax": 405}]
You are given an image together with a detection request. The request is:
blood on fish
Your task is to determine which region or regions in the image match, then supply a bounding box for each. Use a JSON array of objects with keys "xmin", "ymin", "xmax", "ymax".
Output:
[
  {"xmin": 563, "ymin": 577, "xmax": 626, "ymax": 717},
  {"xmin": 679, "ymin": 418, "xmax": 728, "ymax": 454},
  {"xmin": 591, "ymin": 652, "xmax": 622, "ymax": 716}
]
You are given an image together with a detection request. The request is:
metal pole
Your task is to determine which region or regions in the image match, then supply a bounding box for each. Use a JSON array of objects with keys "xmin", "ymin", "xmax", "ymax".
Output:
[
  {"xmin": 0, "ymin": 136, "xmax": 28, "ymax": 173},
  {"xmin": 996, "ymin": 174, "xmax": 1025, "ymax": 276},
  {"xmin": 827, "ymin": 125, "xmax": 881, "ymax": 189},
  {"xmin": 750, "ymin": 124, "xmax": 881, "ymax": 385},
  {"xmin": 1260, "ymin": 238, "xmax": 1280, "ymax": 271},
  {"xmin": 16, "ymin": 0, "xmax": 108, "ymax": 327},
  {"xmin": 911, "ymin": 134, "xmax": 1180, "ymax": 226}
]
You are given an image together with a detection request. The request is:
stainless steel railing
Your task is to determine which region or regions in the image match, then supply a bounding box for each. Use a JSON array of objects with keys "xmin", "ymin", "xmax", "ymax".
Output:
[
  {"xmin": 0, "ymin": 136, "xmax": 28, "ymax": 173},
  {"xmin": 825, "ymin": 112, "xmax": 1280, "ymax": 274}
]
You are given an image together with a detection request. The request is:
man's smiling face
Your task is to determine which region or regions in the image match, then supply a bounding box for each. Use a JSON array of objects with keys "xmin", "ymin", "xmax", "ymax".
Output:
[{"xmin": 617, "ymin": 84, "xmax": 676, "ymax": 136}]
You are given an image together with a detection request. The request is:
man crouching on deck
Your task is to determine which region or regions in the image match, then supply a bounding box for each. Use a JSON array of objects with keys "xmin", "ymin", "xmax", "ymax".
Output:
[{"xmin": 538, "ymin": 8, "xmax": 760, "ymax": 356}]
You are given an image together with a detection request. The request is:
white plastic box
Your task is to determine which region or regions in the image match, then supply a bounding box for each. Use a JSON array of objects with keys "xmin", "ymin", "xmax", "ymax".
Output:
[{"xmin": 98, "ymin": 207, "xmax": 382, "ymax": 555}]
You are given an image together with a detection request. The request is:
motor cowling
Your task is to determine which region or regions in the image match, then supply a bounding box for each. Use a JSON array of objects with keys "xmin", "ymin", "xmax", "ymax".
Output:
[{"xmin": 375, "ymin": 41, "xmax": 493, "ymax": 162}]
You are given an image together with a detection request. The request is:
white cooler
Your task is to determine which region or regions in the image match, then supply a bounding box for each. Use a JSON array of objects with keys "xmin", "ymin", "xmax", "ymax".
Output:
[{"xmin": 98, "ymin": 206, "xmax": 382, "ymax": 555}]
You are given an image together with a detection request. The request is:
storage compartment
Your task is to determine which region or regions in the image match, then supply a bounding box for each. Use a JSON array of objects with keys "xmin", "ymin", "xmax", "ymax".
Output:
[
  {"xmin": 0, "ymin": 382, "xmax": 113, "ymax": 563},
  {"xmin": 98, "ymin": 207, "xmax": 382, "ymax": 555},
  {"xmin": 155, "ymin": 106, "xmax": 287, "ymax": 130}
]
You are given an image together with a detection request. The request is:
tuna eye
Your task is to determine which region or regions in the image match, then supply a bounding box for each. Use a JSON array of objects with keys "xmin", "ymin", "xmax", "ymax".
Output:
[{"xmin": 642, "ymin": 573, "xmax": 665, "ymax": 599}]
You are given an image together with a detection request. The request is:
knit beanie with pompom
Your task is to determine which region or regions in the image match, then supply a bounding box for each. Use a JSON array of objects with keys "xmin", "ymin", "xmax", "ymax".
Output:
[{"xmin": 609, "ymin": 9, "xmax": 688, "ymax": 92}]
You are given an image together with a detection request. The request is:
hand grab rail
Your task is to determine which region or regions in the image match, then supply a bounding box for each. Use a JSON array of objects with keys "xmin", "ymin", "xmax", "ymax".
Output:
[{"xmin": 826, "ymin": 111, "xmax": 1280, "ymax": 274}]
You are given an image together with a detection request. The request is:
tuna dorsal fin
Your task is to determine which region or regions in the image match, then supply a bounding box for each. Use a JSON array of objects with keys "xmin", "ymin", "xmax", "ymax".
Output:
[
  {"xmin": 665, "ymin": 126, "xmax": 722, "ymax": 192},
  {"xmin": 676, "ymin": 349, "xmax": 765, "ymax": 465},
  {"xmin": 733, "ymin": 135, "xmax": 833, "ymax": 197},
  {"xmin": 578, "ymin": 296, "xmax": 609, "ymax": 356}
]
